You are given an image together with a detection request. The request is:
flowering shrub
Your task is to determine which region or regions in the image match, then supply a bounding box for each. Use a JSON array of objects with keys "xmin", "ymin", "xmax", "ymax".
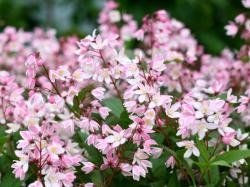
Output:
[{"xmin": 0, "ymin": 0, "xmax": 250, "ymax": 186}]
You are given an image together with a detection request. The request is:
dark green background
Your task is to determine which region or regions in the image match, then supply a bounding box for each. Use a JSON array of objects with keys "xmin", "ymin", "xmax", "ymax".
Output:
[{"xmin": 0, "ymin": 0, "xmax": 246, "ymax": 54}]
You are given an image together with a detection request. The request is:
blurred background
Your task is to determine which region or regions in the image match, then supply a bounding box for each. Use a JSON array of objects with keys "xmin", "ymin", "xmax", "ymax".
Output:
[{"xmin": 0, "ymin": 0, "xmax": 245, "ymax": 54}]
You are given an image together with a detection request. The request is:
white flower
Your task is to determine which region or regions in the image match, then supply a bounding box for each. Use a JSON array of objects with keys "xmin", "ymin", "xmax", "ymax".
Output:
[
  {"xmin": 193, "ymin": 119, "xmax": 208, "ymax": 140},
  {"xmin": 134, "ymin": 83, "xmax": 150, "ymax": 103},
  {"xmin": 47, "ymin": 142, "xmax": 65, "ymax": 160},
  {"xmin": 152, "ymin": 58, "xmax": 166, "ymax": 72},
  {"xmin": 149, "ymin": 94, "xmax": 172, "ymax": 108},
  {"xmin": 105, "ymin": 131, "xmax": 126, "ymax": 147},
  {"xmin": 5, "ymin": 123, "xmax": 20, "ymax": 134},
  {"xmin": 72, "ymin": 69, "xmax": 85, "ymax": 82},
  {"xmin": 90, "ymin": 35, "xmax": 108, "ymax": 50},
  {"xmin": 109, "ymin": 10, "xmax": 121, "ymax": 23},
  {"xmin": 242, "ymin": 0, "xmax": 250, "ymax": 8},
  {"xmin": 165, "ymin": 102, "xmax": 181, "ymax": 118},
  {"xmin": 15, "ymin": 151, "xmax": 29, "ymax": 173},
  {"xmin": 44, "ymin": 169, "xmax": 63, "ymax": 187},
  {"xmin": 227, "ymin": 89, "xmax": 237, "ymax": 103},
  {"xmin": 28, "ymin": 180, "xmax": 43, "ymax": 187},
  {"xmin": 236, "ymin": 129, "xmax": 248, "ymax": 141},
  {"xmin": 56, "ymin": 66, "xmax": 71, "ymax": 81},
  {"xmin": 177, "ymin": 140, "xmax": 200, "ymax": 158}
]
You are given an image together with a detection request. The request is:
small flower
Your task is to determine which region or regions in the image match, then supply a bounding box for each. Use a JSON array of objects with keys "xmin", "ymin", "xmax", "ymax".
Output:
[
  {"xmin": 5, "ymin": 123, "xmax": 20, "ymax": 134},
  {"xmin": 177, "ymin": 140, "xmax": 200, "ymax": 158},
  {"xmin": 222, "ymin": 132, "xmax": 240, "ymax": 147},
  {"xmin": 91, "ymin": 87, "xmax": 105, "ymax": 100},
  {"xmin": 165, "ymin": 102, "xmax": 181, "ymax": 118},
  {"xmin": 132, "ymin": 165, "xmax": 146, "ymax": 181},
  {"xmin": 47, "ymin": 142, "xmax": 65, "ymax": 160},
  {"xmin": 242, "ymin": 0, "xmax": 250, "ymax": 8},
  {"xmin": 81, "ymin": 162, "xmax": 95, "ymax": 174},
  {"xmin": 105, "ymin": 130, "xmax": 127, "ymax": 147},
  {"xmin": 225, "ymin": 23, "xmax": 238, "ymax": 36},
  {"xmin": 165, "ymin": 156, "xmax": 176, "ymax": 169},
  {"xmin": 28, "ymin": 180, "xmax": 43, "ymax": 187}
]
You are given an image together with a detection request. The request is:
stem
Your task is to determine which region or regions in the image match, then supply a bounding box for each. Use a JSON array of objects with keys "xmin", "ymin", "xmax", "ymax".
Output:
[
  {"xmin": 99, "ymin": 50, "xmax": 123, "ymax": 101},
  {"xmin": 42, "ymin": 65, "xmax": 80, "ymax": 118}
]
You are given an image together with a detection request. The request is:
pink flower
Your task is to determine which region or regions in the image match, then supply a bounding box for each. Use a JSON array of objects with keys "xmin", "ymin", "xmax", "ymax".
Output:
[
  {"xmin": 99, "ymin": 107, "xmax": 111, "ymax": 119},
  {"xmin": 91, "ymin": 87, "xmax": 105, "ymax": 100},
  {"xmin": 79, "ymin": 117, "xmax": 100, "ymax": 132},
  {"xmin": 82, "ymin": 162, "xmax": 95, "ymax": 174},
  {"xmin": 28, "ymin": 180, "xmax": 43, "ymax": 187},
  {"xmin": 235, "ymin": 14, "xmax": 246, "ymax": 24},
  {"xmin": 225, "ymin": 23, "xmax": 238, "ymax": 36},
  {"xmin": 242, "ymin": 0, "xmax": 250, "ymax": 8},
  {"xmin": 132, "ymin": 165, "xmax": 146, "ymax": 181},
  {"xmin": 12, "ymin": 161, "xmax": 27, "ymax": 180},
  {"xmin": 120, "ymin": 163, "xmax": 132, "ymax": 176},
  {"xmin": 134, "ymin": 29, "xmax": 144, "ymax": 40},
  {"xmin": 222, "ymin": 132, "xmax": 240, "ymax": 147},
  {"xmin": 165, "ymin": 156, "xmax": 176, "ymax": 169}
]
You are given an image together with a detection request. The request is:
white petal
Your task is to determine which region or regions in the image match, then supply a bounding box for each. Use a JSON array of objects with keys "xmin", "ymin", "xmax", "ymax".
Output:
[
  {"xmin": 184, "ymin": 149, "xmax": 192, "ymax": 158},
  {"xmin": 193, "ymin": 147, "xmax": 200, "ymax": 157}
]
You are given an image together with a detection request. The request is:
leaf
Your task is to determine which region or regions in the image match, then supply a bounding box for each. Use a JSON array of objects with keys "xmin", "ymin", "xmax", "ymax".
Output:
[
  {"xmin": 167, "ymin": 170, "xmax": 180, "ymax": 187},
  {"xmin": 193, "ymin": 161, "xmax": 207, "ymax": 171},
  {"xmin": 0, "ymin": 172, "xmax": 22, "ymax": 187},
  {"xmin": 164, "ymin": 147, "xmax": 197, "ymax": 187},
  {"xmin": 150, "ymin": 180, "xmax": 166, "ymax": 187},
  {"xmin": 218, "ymin": 93, "xmax": 227, "ymax": 100},
  {"xmin": 102, "ymin": 97, "xmax": 124, "ymax": 117},
  {"xmin": 211, "ymin": 160, "xmax": 231, "ymax": 167},
  {"xmin": 212, "ymin": 150, "xmax": 250, "ymax": 164},
  {"xmin": 204, "ymin": 166, "xmax": 220, "ymax": 186},
  {"xmin": 75, "ymin": 132, "xmax": 103, "ymax": 164},
  {"xmin": 90, "ymin": 170, "xmax": 104, "ymax": 187},
  {"xmin": 0, "ymin": 136, "xmax": 8, "ymax": 152},
  {"xmin": 71, "ymin": 84, "xmax": 94, "ymax": 117},
  {"xmin": 72, "ymin": 96, "xmax": 80, "ymax": 113},
  {"xmin": 78, "ymin": 84, "xmax": 94, "ymax": 101},
  {"xmin": 195, "ymin": 138, "xmax": 209, "ymax": 161},
  {"xmin": 151, "ymin": 153, "xmax": 168, "ymax": 180},
  {"xmin": 119, "ymin": 110, "xmax": 133, "ymax": 128}
]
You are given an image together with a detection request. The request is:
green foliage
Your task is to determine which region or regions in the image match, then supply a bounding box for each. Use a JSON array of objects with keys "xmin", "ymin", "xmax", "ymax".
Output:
[
  {"xmin": 212, "ymin": 150, "xmax": 250, "ymax": 164},
  {"xmin": 102, "ymin": 97, "xmax": 124, "ymax": 118}
]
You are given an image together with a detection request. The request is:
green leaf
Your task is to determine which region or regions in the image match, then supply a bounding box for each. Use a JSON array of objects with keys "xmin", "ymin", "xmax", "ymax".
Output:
[
  {"xmin": 195, "ymin": 138, "xmax": 209, "ymax": 161},
  {"xmin": 150, "ymin": 180, "xmax": 166, "ymax": 187},
  {"xmin": 204, "ymin": 166, "xmax": 220, "ymax": 187},
  {"xmin": 90, "ymin": 170, "xmax": 104, "ymax": 187},
  {"xmin": 77, "ymin": 84, "xmax": 94, "ymax": 101},
  {"xmin": 102, "ymin": 97, "xmax": 124, "ymax": 117},
  {"xmin": 151, "ymin": 153, "xmax": 167, "ymax": 180},
  {"xmin": 75, "ymin": 132, "xmax": 103, "ymax": 164},
  {"xmin": 72, "ymin": 96, "xmax": 80, "ymax": 113},
  {"xmin": 0, "ymin": 136, "xmax": 8, "ymax": 152},
  {"xmin": 167, "ymin": 170, "xmax": 180, "ymax": 187},
  {"xmin": 71, "ymin": 84, "xmax": 94, "ymax": 116},
  {"xmin": 211, "ymin": 160, "xmax": 231, "ymax": 167},
  {"xmin": 218, "ymin": 93, "xmax": 227, "ymax": 100},
  {"xmin": 119, "ymin": 110, "xmax": 133, "ymax": 128},
  {"xmin": 164, "ymin": 147, "xmax": 197, "ymax": 187},
  {"xmin": 0, "ymin": 172, "xmax": 22, "ymax": 187},
  {"xmin": 212, "ymin": 150, "xmax": 250, "ymax": 164}
]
